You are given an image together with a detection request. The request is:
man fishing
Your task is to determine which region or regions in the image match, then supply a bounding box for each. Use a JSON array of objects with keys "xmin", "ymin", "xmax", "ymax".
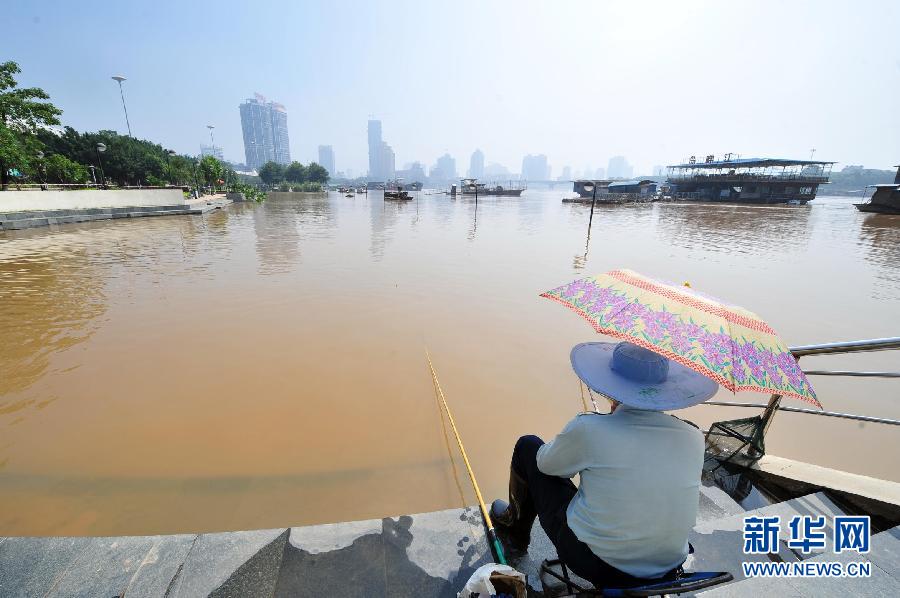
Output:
[{"xmin": 490, "ymin": 340, "xmax": 718, "ymax": 589}]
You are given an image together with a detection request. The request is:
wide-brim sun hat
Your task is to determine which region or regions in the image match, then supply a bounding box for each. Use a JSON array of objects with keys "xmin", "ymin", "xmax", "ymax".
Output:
[{"xmin": 571, "ymin": 341, "xmax": 719, "ymax": 411}]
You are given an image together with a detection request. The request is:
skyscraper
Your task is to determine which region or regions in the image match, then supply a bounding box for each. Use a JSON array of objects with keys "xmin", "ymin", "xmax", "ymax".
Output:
[
  {"xmin": 318, "ymin": 145, "xmax": 336, "ymax": 176},
  {"xmin": 367, "ymin": 119, "xmax": 383, "ymax": 180},
  {"xmin": 239, "ymin": 94, "xmax": 291, "ymax": 170},
  {"xmin": 200, "ymin": 144, "xmax": 224, "ymax": 161},
  {"xmin": 607, "ymin": 156, "xmax": 633, "ymax": 179},
  {"xmin": 379, "ymin": 142, "xmax": 395, "ymax": 180},
  {"xmin": 468, "ymin": 149, "xmax": 484, "ymax": 178},
  {"xmin": 521, "ymin": 154, "xmax": 549, "ymax": 180},
  {"xmin": 438, "ymin": 154, "xmax": 457, "ymax": 179},
  {"xmin": 270, "ymin": 102, "xmax": 290, "ymax": 165}
]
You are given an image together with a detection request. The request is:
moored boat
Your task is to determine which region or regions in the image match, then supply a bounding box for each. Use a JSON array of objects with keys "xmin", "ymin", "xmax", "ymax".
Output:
[
  {"xmin": 565, "ymin": 179, "xmax": 658, "ymax": 203},
  {"xmin": 450, "ymin": 178, "xmax": 524, "ymax": 197},
  {"xmin": 384, "ymin": 190, "xmax": 413, "ymax": 201},
  {"xmin": 855, "ymin": 166, "xmax": 900, "ymax": 214}
]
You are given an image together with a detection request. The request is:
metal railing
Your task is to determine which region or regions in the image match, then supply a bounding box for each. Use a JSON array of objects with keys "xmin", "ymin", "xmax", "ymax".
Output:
[{"xmin": 705, "ymin": 337, "xmax": 900, "ymax": 427}]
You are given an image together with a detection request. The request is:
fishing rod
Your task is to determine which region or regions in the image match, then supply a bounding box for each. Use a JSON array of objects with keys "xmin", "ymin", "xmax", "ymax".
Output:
[{"xmin": 426, "ymin": 350, "xmax": 507, "ymax": 566}]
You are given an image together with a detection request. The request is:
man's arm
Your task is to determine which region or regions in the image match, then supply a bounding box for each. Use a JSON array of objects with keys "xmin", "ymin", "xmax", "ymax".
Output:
[{"xmin": 536, "ymin": 415, "xmax": 593, "ymax": 478}]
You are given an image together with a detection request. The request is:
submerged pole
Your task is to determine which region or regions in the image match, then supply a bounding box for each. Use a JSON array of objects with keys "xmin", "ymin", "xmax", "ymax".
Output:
[{"xmin": 587, "ymin": 184, "xmax": 598, "ymax": 231}]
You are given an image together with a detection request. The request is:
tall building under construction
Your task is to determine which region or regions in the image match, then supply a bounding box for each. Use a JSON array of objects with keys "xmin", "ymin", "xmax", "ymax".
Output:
[{"xmin": 239, "ymin": 94, "xmax": 291, "ymax": 171}]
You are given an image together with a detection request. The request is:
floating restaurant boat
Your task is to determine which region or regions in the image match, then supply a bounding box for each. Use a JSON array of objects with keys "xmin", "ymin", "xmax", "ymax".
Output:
[
  {"xmin": 666, "ymin": 155, "xmax": 834, "ymax": 204},
  {"xmin": 855, "ymin": 166, "xmax": 900, "ymax": 214},
  {"xmin": 449, "ymin": 178, "xmax": 525, "ymax": 197}
]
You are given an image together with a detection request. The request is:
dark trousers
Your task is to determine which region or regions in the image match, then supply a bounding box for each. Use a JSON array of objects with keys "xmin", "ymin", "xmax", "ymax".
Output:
[{"xmin": 510, "ymin": 435, "xmax": 649, "ymax": 589}]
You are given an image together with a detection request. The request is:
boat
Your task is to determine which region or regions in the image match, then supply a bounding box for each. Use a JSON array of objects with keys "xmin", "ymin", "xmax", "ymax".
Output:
[
  {"xmin": 384, "ymin": 189, "xmax": 413, "ymax": 201},
  {"xmin": 449, "ymin": 178, "xmax": 524, "ymax": 197},
  {"xmin": 666, "ymin": 155, "xmax": 835, "ymax": 204},
  {"xmin": 855, "ymin": 166, "xmax": 900, "ymax": 214},
  {"xmin": 565, "ymin": 179, "xmax": 657, "ymax": 204}
]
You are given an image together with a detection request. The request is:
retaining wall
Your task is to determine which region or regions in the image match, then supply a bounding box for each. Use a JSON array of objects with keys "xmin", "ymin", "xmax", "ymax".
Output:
[{"xmin": 0, "ymin": 189, "xmax": 186, "ymax": 213}]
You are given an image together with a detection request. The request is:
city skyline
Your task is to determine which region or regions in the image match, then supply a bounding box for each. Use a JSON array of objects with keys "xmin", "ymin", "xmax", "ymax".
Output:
[{"xmin": 6, "ymin": 0, "xmax": 899, "ymax": 174}]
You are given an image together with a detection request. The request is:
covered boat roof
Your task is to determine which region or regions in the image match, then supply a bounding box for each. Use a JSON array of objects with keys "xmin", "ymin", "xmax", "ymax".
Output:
[
  {"xmin": 608, "ymin": 179, "xmax": 656, "ymax": 187},
  {"xmin": 668, "ymin": 158, "xmax": 836, "ymax": 169}
]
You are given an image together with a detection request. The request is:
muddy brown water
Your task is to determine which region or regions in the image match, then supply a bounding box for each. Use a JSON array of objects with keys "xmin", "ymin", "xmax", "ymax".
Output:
[{"xmin": 1, "ymin": 191, "xmax": 898, "ymax": 536}]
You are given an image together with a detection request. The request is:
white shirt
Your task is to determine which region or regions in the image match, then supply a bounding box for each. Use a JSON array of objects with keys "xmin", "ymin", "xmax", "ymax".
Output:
[{"xmin": 536, "ymin": 405, "xmax": 703, "ymax": 579}]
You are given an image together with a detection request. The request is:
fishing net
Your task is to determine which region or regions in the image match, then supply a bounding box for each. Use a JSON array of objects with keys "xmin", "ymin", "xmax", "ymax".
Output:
[{"xmin": 704, "ymin": 415, "xmax": 766, "ymax": 470}]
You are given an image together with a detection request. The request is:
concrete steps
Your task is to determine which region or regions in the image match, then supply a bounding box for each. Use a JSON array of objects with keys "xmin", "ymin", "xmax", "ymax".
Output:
[
  {"xmin": 686, "ymin": 491, "xmax": 847, "ymax": 590},
  {"xmin": 0, "ymin": 200, "xmax": 232, "ymax": 231},
  {"xmin": 0, "ymin": 490, "xmax": 891, "ymax": 596},
  {"xmin": 0, "ymin": 205, "xmax": 199, "ymax": 231}
]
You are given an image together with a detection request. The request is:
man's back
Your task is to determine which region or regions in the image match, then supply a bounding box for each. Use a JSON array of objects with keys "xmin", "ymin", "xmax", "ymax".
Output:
[{"xmin": 536, "ymin": 405, "xmax": 704, "ymax": 578}]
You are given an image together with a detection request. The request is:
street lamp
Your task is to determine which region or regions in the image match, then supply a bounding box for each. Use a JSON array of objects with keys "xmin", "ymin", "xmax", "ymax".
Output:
[
  {"xmin": 36, "ymin": 151, "xmax": 47, "ymax": 188},
  {"xmin": 193, "ymin": 158, "xmax": 201, "ymax": 198},
  {"xmin": 206, "ymin": 124, "xmax": 215, "ymax": 148},
  {"xmin": 111, "ymin": 75, "xmax": 132, "ymax": 137},
  {"xmin": 88, "ymin": 165, "xmax": 97, "ymax": 186},
  {"xmin": 96, "ymin": 142, "xmax": 107, "ymax": 188},
  {"xmin": 166, "ymin": 149, "xmax": 177, "ymax": 186}
]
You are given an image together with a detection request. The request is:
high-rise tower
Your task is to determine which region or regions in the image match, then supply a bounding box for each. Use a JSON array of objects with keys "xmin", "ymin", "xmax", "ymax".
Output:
[{"xmin": 239, "ymin": 94, "xmax": 291, "ymax": 170}]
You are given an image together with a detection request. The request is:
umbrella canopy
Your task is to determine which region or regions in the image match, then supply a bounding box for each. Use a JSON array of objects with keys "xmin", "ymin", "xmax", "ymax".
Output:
[{"xmin": 541, "ymin": 269, "xmax": 820, "ymax": 407}]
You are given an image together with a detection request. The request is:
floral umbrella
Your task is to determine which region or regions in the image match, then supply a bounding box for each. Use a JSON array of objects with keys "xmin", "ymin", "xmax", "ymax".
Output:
[{"xmin": 541, "ymin": 268, "xmax": 820, "ymax": 407}]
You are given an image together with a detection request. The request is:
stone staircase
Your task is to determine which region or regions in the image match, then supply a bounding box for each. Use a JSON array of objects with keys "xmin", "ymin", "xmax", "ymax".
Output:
[
  {"xmin": 0, "ymin": 200, "xmax": 232, "ymax": 231},
  {"xmin": 1, "ymin": 486, "xmax": 897, "ymax": 596}
]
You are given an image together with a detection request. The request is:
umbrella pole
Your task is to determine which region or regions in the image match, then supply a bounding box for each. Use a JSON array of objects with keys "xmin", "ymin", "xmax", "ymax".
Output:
[{"xmin": 426, "ymin": 351, "xmax": 507, "ymax": 566}]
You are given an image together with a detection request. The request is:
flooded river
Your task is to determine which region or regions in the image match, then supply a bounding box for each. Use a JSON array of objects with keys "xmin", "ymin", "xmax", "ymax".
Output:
[{"xmin": 1, "ymin": 191, "xmax": 898, "ymax": 536}]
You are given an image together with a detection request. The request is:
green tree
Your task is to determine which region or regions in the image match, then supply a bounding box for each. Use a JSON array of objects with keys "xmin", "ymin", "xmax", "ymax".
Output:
[
  {"xmin": 166, "ymin": 153, "xmax": 195, "ymax": 186},
  {"xmin": 306, "ymin": 162, "xmax": 329, "ymax": 184},
  {"xmin": 43, "ymin": 154, "xmax": 88, "ymax": 184},
  {"xmin": 199, "ymin": 155, "xmax": 224, "ymax": 189},
  {"xmin": 0, "ymin": 61, "xmax": 63, "ymax": 189},
  {"xmin": 258, "ymin": 161, "xmax": 285, "ymax": 186},
  {"xmin": 223, "ymin": 166, "xmax": 239, "ymax": 188},
  {"xmin": 284, "ymin": 161, "xmax": 307, "ymax": 183}
]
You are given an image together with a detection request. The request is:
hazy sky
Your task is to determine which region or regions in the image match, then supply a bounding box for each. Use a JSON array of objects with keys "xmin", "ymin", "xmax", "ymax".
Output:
[{"xmin": 6, "ymin": 0, "xmax": 899, "ymax": 175}]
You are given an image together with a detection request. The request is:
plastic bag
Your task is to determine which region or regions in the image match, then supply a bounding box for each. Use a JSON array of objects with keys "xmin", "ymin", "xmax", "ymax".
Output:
[{"xmin": 458, "ymin": 563, "xmax": 527, "ymax": 598}]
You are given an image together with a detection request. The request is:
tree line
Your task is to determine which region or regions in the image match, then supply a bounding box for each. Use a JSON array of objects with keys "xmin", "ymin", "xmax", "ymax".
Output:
[{"xmin": 258, "ymin": 161, "xmax": 329, "ymax": 190}]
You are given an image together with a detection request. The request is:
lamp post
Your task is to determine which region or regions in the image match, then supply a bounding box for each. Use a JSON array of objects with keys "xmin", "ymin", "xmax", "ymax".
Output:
[
  {"xmin": 207, "ymin": 124, "xmax": 215, "ymax": 149},
  {"xmin": 193, "ymin": 158, "xmax": 201, "ymax": 198},
  {"xmin": 36, "ymin": 151, "xmax": 46, "ymax": 188},
  {"xmin": 584, "ymin": 181, "xmax": 598, "ymax": 230},
  {"xmin": 166, "ymin": 149, "xmax": 177, "ymax": 187},
  {"xmin": 88, "ymin": 165, "xmax": 97, "ymax": 186},
  {"xmin": 96, "ymin": 142, "xmax": 107, "ymax": 188},
  {"xmin": 111, "ymin": 75, "xmax": 132, "ymax": 137}
]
